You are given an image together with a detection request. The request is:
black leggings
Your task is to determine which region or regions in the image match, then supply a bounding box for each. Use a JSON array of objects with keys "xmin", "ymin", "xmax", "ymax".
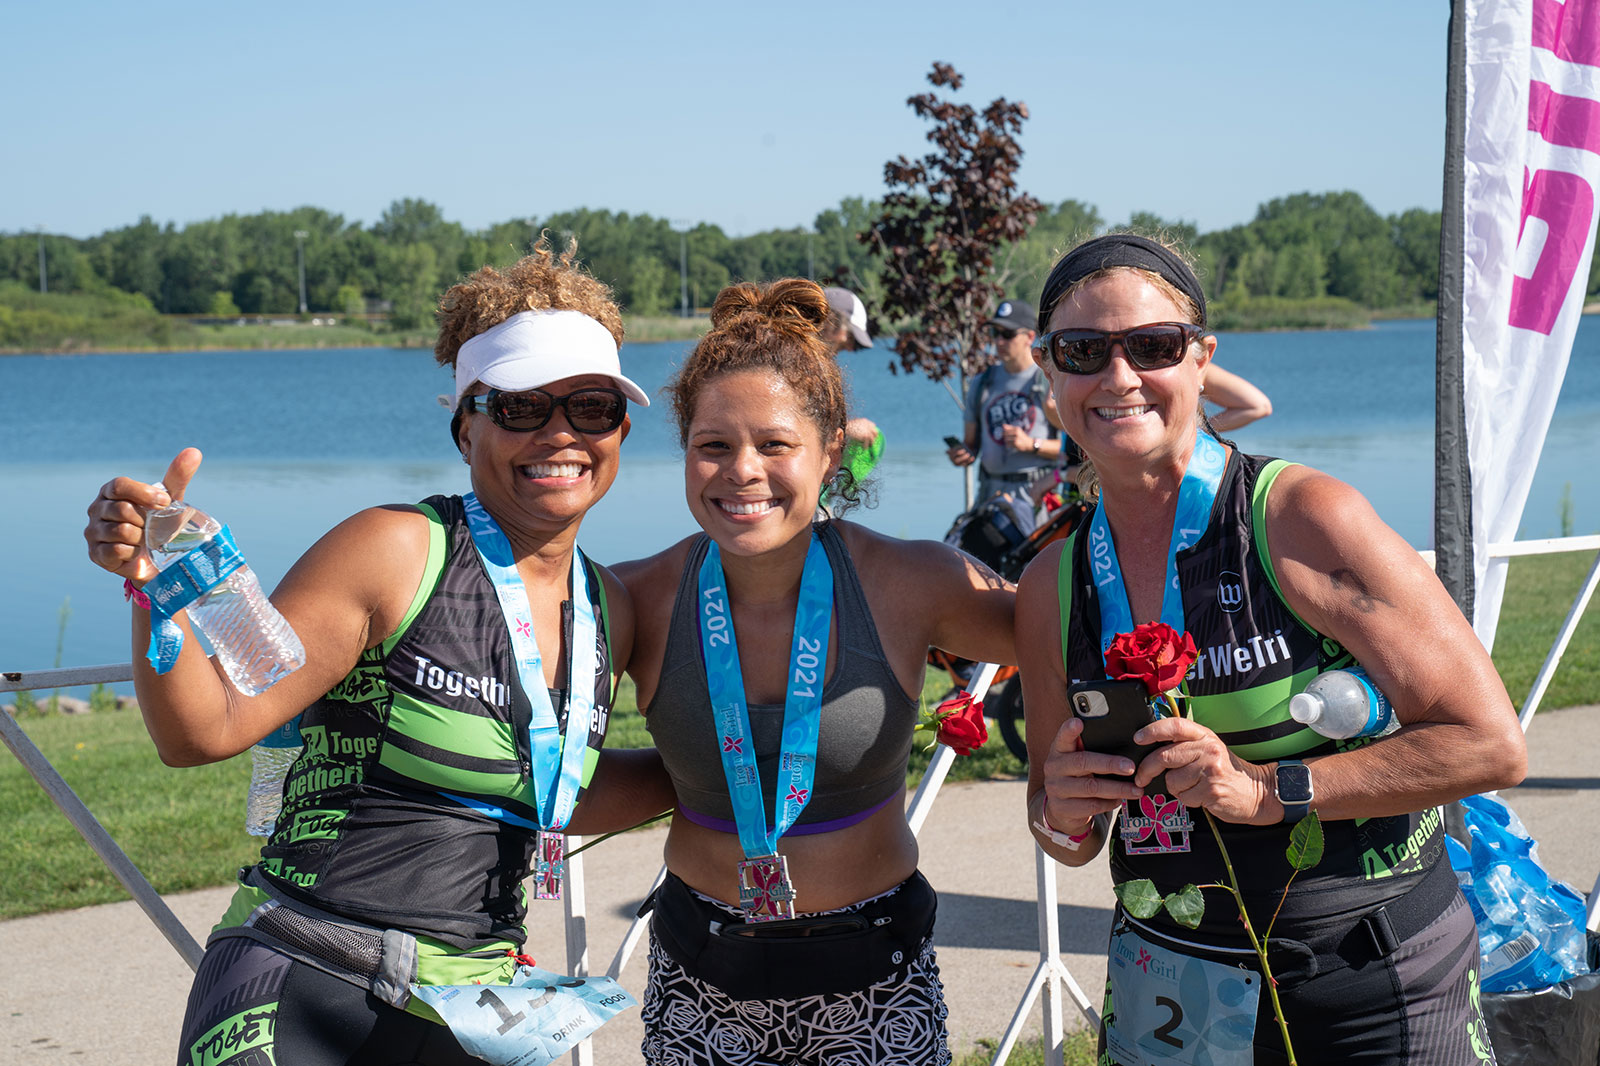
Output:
[{"xmin": 177, "ymin": 935, "xmax": 481, "ymax": 1066}]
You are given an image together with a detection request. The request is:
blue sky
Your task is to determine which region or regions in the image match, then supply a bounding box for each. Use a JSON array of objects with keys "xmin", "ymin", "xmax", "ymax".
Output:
[{"xmin": 4, "ymin": 1, "xmax": 1449, "ymax": 240}]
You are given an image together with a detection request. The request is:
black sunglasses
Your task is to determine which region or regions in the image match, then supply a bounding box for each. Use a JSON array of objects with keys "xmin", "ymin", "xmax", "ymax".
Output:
[
  {"xmin": 988, "ymin": 324, "xmax": 1019, "ymax": 341},
  {"xmin": 1033, "ymin": 322, "xmax": 1205, "ymax": 375},
  {"xmin": 462, "ymin": 386, "xmax": 628, "ymax": 434}
]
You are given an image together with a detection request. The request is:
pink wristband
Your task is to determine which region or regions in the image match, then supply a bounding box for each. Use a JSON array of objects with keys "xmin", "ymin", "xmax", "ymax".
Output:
[{"xmin": 124, "ymin": 578, "xmax": 151, "ymax": 610}]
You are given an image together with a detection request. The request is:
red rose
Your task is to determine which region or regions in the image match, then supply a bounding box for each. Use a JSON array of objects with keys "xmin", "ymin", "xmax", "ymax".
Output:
[
  {"xmin": 931, "ymin": 691, "xmax": 988, "ymax": 756},
  {"xmin": 1105, "ymin": 622, "xmax": 1198, "ymax": 697}
]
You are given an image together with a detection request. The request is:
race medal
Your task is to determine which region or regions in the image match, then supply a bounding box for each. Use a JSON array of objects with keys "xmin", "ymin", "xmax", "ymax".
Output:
[
  {"xmin": 737, "ymin": 854, "xmax": 796, "ymax": 921},
  {"xmin": 533, "ymin": 831, "xmax": 565, "ymax": 901},
  {"xmin": 461, "ymin": 494, "xmax": 601, "ymax": 903},
  {"xmin": 1120, "ymin": 794, "xmax": 1194, "ymax": 856},
  {"xmin": 1105, "ymin": 923, "xmax": 1258, "ymax": 1066},
  {"xmin": 698, "ymin": 534, "xmax": 833, "ymax": 922}
]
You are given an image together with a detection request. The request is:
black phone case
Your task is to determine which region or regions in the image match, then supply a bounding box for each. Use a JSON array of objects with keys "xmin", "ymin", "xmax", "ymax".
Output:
[{"xmin": 1069, "ymin": 678, "xmax": 1170, "ymax": 797}]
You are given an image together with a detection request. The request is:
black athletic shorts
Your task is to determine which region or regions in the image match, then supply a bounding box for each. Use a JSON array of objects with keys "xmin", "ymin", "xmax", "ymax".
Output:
[{"xmin": 176, "ymin": 935, "xmax": 480, "ymax": 1066}]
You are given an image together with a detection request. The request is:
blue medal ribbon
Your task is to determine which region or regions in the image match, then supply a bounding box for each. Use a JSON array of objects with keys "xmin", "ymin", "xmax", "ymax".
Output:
[
  {"xmin": 143, "ymin": 524, "xmax": 247, "ymax": 674},
  {"xmin": 1087, "ymin": 431, "xmax": 1226, "ymax": 661},
  {"xmin": 461, "ymin": 493, "xmax": 595, "ymax": 833},
  {"xmin": 696, "ymin": 534, "xmax": 834, "ymax": 860}
]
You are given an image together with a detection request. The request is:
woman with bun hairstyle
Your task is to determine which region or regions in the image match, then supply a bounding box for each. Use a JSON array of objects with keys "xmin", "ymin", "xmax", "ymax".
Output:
[
  {"xmin": 616, "ymin": 278, "xmax": 1017, "ymax": 1066},
  {"xmin": 84, "ymin": 242, "xmax": 673, "ymax": 1066},
  {"xmin": 1017, "ymin": 232, "xmax": 1524, "ymax": 1064}
]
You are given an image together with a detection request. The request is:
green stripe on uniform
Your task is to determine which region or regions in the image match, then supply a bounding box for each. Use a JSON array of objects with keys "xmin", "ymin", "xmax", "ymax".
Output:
[
  {"xmin": 387, "ymin": 691, "xmax": 518, "ymax": 760},
  {"xmin": 379, "ymin": 741, "xmax": 525, "ymax": 799},
  {"xmin": 1190, "ymin": 665, "xmax": 1324, "ymax": 761}
]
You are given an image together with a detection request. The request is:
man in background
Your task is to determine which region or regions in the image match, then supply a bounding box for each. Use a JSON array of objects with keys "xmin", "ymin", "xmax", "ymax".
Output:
[{"xmin": 946, "ymin": 296, "xmax": 1074, "ymax": 503}]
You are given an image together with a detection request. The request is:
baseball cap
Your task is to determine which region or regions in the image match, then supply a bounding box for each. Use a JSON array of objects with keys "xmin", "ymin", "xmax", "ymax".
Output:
[
  {"xmin": 987, "ymin": 298, "xmax": 1037, "ymax": 334},
  {"xmin": 823, "ymin": 287, "xmax": 873, "ymax": 350}
]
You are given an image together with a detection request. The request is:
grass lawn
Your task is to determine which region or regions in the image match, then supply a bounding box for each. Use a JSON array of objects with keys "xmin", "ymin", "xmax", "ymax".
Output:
[{"xmin": 3, "ymin": 551, "xmax": 1593, "ymax": 921}]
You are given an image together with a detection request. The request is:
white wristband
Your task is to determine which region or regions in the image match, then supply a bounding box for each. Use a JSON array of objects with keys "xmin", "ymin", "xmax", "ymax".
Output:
[{"xmin": 1032, "ymin": 809, "xmax": 1092, "ymax": 851}]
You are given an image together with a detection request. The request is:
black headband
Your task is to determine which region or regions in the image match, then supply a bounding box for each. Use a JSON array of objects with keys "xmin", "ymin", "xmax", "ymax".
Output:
[{"xmin": 1036, "ymin": 234, "xmax": 1207, "ymax": 331}]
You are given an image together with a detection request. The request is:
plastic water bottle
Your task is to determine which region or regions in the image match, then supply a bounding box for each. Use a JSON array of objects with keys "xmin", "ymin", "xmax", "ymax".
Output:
[
  {"xmin": 245, "ymin": 717, "xmax": 303, "ymax": 837},
  {"xmin": 1288, "ymin": 666, "xmax": 1396, "ymax": 740},
  {"xmin": 144, "ymin": 495, "xmax": 308, "ymax": 837},
  {"xmin": 1475, "ymin": 862, "xmax": 1520, "ymax": 926},
  {"xmin": 1482, "ymin": 929, "xmax": 1539, "ymax": 983},
  {"xmin": 144, "ymin": 496, "xmax": 306, "ymax": 696}
]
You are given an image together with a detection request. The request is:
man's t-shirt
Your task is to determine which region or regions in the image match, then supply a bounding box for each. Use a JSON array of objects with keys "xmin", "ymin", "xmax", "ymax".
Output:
[{"xmin": 963, "ymin": 364, "xmax": 1054, "ymax": 477}]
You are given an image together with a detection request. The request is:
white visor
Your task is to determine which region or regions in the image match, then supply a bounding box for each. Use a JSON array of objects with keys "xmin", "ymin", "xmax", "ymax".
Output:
[{"xmin": 454, "ymin": 309, "xmax": 650, "ymax": 407}]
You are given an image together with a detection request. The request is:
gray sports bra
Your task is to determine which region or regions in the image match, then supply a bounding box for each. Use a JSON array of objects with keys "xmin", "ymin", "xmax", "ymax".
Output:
[{"xmin": 643, "ymin": 522, "xmax": 920, "ymax": 829}]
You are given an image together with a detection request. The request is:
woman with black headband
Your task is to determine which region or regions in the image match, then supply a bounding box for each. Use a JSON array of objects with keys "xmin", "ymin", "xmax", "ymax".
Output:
[
  {"xmin": 84, "ymin": 242, "xmax": 673, "ymax": 1066},
  {"xmin": 1017, "ymin": 232, "xmax": 1524, "ymax": 1064}
]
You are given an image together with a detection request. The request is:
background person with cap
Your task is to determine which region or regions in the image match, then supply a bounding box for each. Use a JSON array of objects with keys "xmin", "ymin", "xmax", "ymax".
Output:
[
  {"xmin": 822, "ymin": 285, "xmax": 885, "ymax": 499},
  {"xmin": 946, "ymin": 296, "xmax": 1074, "ymax": 504},
  {"xmin": 83, "ymin": 242, "xmax": 674, "ymax": 1066}
]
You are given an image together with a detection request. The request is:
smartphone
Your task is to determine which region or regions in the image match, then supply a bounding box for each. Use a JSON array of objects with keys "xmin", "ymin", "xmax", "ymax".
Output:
[
  {"xmin": 943, "ymin": 435, "xmax": 965, "ymax": 450},
  {"xmin": 1069, "ymin": 678, "xmax": 1168, "ymax": 796}
]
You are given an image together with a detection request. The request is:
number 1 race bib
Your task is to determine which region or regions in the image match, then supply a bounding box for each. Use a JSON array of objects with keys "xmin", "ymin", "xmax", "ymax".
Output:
[{"xmin": 1105, "ymin": 924, "xmax": 1259, "ymax": 1066}]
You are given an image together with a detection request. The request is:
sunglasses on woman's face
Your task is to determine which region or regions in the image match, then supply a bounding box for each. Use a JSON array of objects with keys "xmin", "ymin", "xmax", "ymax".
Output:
[
  {"xmin": 463, "ymin": 387, "xmax": 628, "ymax": 434},
  {"xmin": 1033, "ymin": 322, "xmax": 1205, "ymax": 375}
]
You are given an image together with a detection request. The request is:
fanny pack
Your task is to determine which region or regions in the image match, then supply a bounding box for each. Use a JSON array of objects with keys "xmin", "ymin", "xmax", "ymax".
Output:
[
  {"xmin": 644, "ymin": 870, "xmax": 937, "ymax": 1001},
  {"xmin": 1123, "ymin": 856, "xmax": 1463, "ymax": 989},
  {"xmin": 210, "ymin": 867, "xmax": 421, "ymax": 1010}
]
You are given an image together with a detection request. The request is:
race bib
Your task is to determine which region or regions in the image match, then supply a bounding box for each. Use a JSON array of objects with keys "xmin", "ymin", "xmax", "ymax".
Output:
[
  {"xmin": 1105, "ymin": 924, "xmax": 1259, "ymax": 1066},
  {"xmin": 411, "ymin": 964, "xmax": 636, "ymax": 1066}
]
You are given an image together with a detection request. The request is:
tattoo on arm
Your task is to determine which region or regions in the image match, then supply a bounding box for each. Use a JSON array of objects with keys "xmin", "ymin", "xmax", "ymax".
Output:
[{"xmin": 1329, "ymin": 568, "xmax": 1392, "ymax": 614}]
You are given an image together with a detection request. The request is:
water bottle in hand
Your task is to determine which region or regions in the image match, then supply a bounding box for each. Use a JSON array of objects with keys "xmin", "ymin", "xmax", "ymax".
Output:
[
  {"xmin": 245, "ymin": 716, "xmax": 303, "ymax": 837},
  {"xmin": 1288, "ymin": 666, "xmax": 1396, "ymax": 740},
  {"xmin": 144, "ymin": 494, "xmax": 305, "ymax": 696}
]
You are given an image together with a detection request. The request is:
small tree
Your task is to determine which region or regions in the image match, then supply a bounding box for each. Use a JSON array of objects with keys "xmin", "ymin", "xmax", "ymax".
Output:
[{"xmin": 864, "ymin": 62, "xmax": 1043, "ymax": 385}]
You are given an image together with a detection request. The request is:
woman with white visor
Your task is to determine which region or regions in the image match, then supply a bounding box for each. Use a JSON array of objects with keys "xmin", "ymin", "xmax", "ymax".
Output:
[{"xmin": 84, "ymin": 243, "xmax": 673, "ymax": 1066}]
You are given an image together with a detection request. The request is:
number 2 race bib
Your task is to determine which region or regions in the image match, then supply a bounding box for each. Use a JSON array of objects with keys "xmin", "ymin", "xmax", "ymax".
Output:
[{"xmin": 1104, "ymin": 924, "xmax": 1259, "ymax": 1066}]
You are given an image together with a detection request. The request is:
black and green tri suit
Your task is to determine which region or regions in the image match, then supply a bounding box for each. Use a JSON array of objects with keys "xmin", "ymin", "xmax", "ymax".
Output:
[
  {"xmin": 176, "ymin": 494, "xmax": 617, "ymax": 1066},
  {"xmin": 1059, "ymin": 452, "xmax": 1493, "ymax": 1066}
]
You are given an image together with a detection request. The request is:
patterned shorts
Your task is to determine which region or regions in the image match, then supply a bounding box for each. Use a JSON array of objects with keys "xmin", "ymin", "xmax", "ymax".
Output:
[{"xmin": 640, "ymin": 915, "xmax": 952, "ymax": 1066}]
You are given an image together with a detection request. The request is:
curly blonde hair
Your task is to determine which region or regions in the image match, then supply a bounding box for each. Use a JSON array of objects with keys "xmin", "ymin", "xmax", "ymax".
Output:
[
  {"xmin": 665, "ymin": 278, "xmax": 864, "ymax": 508},
  {"xmin": 434, "ymin": 237, "xmax": 623, "ymax": 369}
]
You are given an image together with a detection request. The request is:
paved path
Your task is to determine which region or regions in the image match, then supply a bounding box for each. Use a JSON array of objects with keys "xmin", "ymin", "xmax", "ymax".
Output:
[{"xmin": 5, "ymin": 704, "xmax": 1599, "ymax": 1064}]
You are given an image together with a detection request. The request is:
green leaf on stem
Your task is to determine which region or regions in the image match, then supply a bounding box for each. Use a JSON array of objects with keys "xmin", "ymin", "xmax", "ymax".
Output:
[
  {"xmin": 1163, "ymin": 884, "xmax": 1206, "ymax": 929},
  {"xmin": 1113, "ymin": 879, "xmax": 1164, "ymax": 920},
  {"xmin": 1286, "ymin": 811, "xmax": 1324, "ymax": 871}
]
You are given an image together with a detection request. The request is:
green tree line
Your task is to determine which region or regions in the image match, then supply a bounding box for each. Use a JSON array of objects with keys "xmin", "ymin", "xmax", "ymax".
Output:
[{"xmin": 11, "ymin": 187, "xmax": 1563, "ymax": 346}]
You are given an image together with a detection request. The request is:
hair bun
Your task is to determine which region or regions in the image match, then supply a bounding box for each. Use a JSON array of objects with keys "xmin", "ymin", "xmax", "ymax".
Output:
[
  {"xmin": 758, "ymin": 278, "xmax": 828, "ymax": 337},
  {"xmin": 708, "ymin": 283, "xmax": 763, "ymax": 329}
]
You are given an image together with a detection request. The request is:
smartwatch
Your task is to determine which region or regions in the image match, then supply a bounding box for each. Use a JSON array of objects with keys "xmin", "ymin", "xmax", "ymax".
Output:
[{"xmin": 1275, "ymin": 759, "xmax": 1313, "ymax": 823}]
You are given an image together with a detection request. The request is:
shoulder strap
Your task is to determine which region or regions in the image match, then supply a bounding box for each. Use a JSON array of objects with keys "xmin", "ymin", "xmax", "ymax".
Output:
[
  {"xmin": 1056, "ymin": 528, "xmax": 1081, "ymax": 671},
  {"xmin": 583, "ymin": 555, "xmax": 615, "ymax": 704},
  {"xmin": 977, "ymin": 362, "xmax": 1000, "ymax": 406},
  {"xmin": 381, "ymin": 501, "xmax": 449, "ymax": 656},
  {"xmin": 1250, "ymin": 459, "xmax": 1320, "ymax": 638}
]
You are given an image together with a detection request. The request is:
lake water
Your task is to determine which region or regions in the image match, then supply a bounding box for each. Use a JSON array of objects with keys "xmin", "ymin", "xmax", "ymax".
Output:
[{"xmin": 4, "ymin": 317, "xmax": 1599, "ymax": 677}]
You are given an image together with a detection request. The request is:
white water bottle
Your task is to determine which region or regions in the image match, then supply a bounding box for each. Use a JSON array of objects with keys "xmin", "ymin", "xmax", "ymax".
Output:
[
  {"xmin": 1288, "ymin": 666, "xmax": 1396, "ymax": 740},
  {"xmin": 245, "ymin": 717, "xmax": 303, "ymax": 837},
  {"xmin": 144, "ymin": 496, "xmax": 306, "ymax": 696}
]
